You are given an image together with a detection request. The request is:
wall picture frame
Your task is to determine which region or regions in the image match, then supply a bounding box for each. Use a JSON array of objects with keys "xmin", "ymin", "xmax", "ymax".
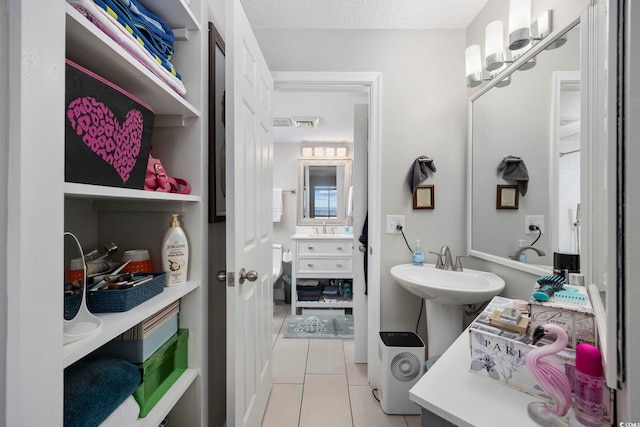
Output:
[
  {"xmin": 208, "ymin": 22, "xmax": 226, "ymax": 223},
  {"xmin": 496, "ymin": 185, "xmax": 519, "ymax": 209},
  {"xmin": 413, "ymin": 185, "xmax": 435, "ymax": 209}
]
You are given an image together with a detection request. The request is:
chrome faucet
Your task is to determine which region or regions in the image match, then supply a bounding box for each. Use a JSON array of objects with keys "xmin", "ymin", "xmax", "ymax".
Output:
[
  {"xmin": 430, "ymin": 245, "xmax": 455, "ymax": 270},
  {"xmin": 440, "ymin": 245, "xmax": 454, "ymax": 270},
  {"xmin": 512, "ymin": 246, "xmax": 546, "ymax": 262}
]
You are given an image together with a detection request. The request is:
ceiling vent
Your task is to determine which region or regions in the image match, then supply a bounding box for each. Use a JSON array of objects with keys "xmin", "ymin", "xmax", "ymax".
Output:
[
  {"xmin": 293, "ymin": 117, "xmax": 320, "ymax": 128},
  {"xmin": 273, "ymin": 117, "xmax": 294, "ymax": 127}
]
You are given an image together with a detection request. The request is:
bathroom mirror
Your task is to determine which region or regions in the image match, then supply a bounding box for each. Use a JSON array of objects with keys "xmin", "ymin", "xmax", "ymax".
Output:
[
  {"xmin": 298, "ymin": 159, "xmax": 352, "ymax": 226},
  {"xmin": 469, "ymin": 6, "xmax": 621, "ymax": 390},
  {"xmin": 468, "ymin": 19, "xmax": 581, "ymax": 276}
]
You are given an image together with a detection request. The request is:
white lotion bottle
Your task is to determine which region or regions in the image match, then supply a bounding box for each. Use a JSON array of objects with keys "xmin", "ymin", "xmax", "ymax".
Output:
[{"xmin": 161, "ymin": 214, "xmax": 189, "ymax": 286}]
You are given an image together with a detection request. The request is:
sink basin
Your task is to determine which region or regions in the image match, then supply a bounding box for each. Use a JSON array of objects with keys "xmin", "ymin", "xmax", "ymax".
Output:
[
  {"xmin": 390, "ymin": 263, "xmax": 505, "ymax": 357},
  {"xmin": 390, "ymin": 263, "xmax": 505, "ymax": 305}
]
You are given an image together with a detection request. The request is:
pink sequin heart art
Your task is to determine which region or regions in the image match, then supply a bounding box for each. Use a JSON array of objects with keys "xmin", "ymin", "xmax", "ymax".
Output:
[{"xmin": 67, "ymin": 96, "xmax": 144, "ymax": 183}]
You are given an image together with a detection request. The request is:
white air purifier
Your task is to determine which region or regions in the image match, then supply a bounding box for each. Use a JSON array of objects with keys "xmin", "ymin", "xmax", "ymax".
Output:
[{"xmin": 378, "ymin": 331, "xmax": 425, "ymax": 415}]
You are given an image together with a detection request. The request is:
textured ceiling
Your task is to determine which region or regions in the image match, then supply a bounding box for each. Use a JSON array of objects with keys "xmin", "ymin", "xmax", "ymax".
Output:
[{"xmin": 241, "ymin": 0, "xmax": 488, "ymax": 30}]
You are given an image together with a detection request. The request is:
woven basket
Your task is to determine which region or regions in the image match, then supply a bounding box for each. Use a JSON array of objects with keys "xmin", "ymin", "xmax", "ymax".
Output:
[{"xmin": 87, "ymin": 272, "xmax": 165, "ymax": 313}]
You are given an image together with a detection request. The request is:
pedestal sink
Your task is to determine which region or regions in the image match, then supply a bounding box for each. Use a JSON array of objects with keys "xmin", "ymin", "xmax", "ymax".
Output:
[{"xmin": 390, "ymin": 263, "xmax": 505, "ymax": 357}]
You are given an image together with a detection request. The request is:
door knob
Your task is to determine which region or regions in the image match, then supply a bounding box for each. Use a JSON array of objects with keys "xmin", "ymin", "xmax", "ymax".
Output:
[
  {"xmin": 359, "ymin": 244, "xmax": 367, "ymax": 253},
  {"xmin": 238, "ymin": 268, "xmax": 258, "ymax": 284},
  {"xmin": 216, "ymin": 270, "xmax": 227, "ymax": 282}
]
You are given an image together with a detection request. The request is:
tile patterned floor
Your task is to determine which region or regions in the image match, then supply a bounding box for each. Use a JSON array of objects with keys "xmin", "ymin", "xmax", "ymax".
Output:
[{"xmin": 262, "ymin": 302, "xmax": 421, "ymax": 427}]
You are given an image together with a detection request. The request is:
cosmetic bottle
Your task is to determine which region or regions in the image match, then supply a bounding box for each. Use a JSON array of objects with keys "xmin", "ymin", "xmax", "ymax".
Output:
[
  {"xmin": 571, "ymin": 343, "xmax": 605, "ymax": 426},
  {"xmin": 412, "ymin": 239, "xmax": 424, "ymax": 266},
  {"xmin": 161, "ymin": 214, "xmax": 189, "ymax": 286}
]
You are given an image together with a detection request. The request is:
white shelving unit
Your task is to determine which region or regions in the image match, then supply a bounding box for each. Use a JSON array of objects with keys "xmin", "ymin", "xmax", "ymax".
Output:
[
  {"xmin": 61, "ymin": 0, "xmax": 207, "ymax": 426},
  {"xmin": 291, "ymin": 235, "xmax": 354, "ymax": 315}
]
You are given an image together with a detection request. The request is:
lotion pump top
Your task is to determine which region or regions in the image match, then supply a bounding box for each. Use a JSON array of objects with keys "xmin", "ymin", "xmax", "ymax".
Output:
[{"xmin": 169, "ymin": 214, "xmax": 181, "ymax": 227}]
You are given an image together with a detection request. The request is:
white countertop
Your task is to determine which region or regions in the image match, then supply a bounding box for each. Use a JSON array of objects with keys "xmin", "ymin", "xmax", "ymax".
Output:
[
  {"xmin": 291, "ymin": 233, "xmax": 354, "ymax": 240},
  {"xmin": 409, "ymin": 329, "xmax": 540, "ymax": 427}
]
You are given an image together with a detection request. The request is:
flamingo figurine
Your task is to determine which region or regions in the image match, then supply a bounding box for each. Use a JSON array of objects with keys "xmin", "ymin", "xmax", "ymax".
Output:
[{"xmin": 525, "ymin": 324, "xmax": 572, "ymax": 426}]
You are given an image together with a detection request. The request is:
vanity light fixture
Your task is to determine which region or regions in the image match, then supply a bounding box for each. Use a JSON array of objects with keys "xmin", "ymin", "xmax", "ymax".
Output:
[
  {"xmin": 485, "ymin": 20, "xmax": 506, "ymax": 71},
  {"xmin": 509, "ymin": 1, "xmax": 554, "ymax": 51},
  {"xmin": 465, "ymin": 45, "xmax": 485, "ymax": 88},
  {"xmin": 508, "ymin": 0, "xmax": 532, "ymax": 50},
  {"xmin": 300, "ymin": 145, "xmax": 350, "ymax": 158},
  {"xmin": 465, "ymin": 3, "xmax": 553, "ymax": 88}
]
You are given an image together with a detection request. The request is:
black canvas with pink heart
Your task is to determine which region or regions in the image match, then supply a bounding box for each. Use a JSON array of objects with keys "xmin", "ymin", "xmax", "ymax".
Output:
[{"xmin": 65, "ymin": 59, "xmax": 154, "ymax": 189}]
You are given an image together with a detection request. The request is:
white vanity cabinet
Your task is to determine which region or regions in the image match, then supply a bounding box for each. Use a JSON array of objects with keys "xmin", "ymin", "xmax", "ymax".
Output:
[{"xmin": 291, "ymin": 235, "xmax": 354, "ymax": 315}]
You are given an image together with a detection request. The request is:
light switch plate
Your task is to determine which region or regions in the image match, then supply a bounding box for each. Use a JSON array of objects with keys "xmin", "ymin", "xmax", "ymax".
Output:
[
  {"xmin": 525, "ymin": 215, "xmax": 544, "ymax": 235},
  {"xmin": 386, "ymin": 215, "xmax": 405, "ymax": 234}
]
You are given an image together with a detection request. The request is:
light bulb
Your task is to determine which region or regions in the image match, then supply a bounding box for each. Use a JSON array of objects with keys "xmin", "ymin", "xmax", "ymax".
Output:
[
  {"xmin": 485, "ymin": 20, "xmax": 505, "ymax": 71},
  {"xmin": 465, "ymin": 45, "xmax": 483, "ymax": 87},
  {"xmin": 509, "ymin": 0, "xmax": 531, "ymax": 50}
]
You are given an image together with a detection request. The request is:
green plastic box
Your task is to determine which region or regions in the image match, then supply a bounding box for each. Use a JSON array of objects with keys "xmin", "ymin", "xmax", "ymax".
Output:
[{"xmin": 134, "ymin": 329, "xmax": 188, "ymax": 417}]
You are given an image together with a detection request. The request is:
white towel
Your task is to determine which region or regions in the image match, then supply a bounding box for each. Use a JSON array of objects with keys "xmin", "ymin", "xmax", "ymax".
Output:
[
  {"xmin": 98, "ymin": 396, "xmax": 140, "ymax": 427},
  {"xmin": 273, "ymin": 188, "xmax": 283, "ymax": 222},
  {"xmin": 346, "ymin": 185, "xmax": 353, "ymax": 216}
]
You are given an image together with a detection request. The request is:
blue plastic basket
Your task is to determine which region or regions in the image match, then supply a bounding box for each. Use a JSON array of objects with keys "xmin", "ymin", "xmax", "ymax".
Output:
[
  {"xmin": 87, "ymin": 272, "xmax": 165, "ymax": 313},
  {"xmin": 64, "ymin": 293, "xmax": 82, "ymax": 320}
]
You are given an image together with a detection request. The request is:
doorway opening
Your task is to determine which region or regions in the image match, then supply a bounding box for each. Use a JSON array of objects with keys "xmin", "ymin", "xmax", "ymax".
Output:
[{"xmin": 271, "ymin": 71, "xmax": 382, "ymax": 373}]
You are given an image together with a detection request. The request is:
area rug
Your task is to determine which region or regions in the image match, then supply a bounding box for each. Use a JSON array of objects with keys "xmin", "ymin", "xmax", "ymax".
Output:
[{"xmin": 283, "ymin": 314, "xmax": 354, "ymax": 339}]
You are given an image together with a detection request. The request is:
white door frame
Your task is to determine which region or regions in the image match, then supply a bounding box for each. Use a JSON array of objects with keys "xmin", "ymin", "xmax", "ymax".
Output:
[{"xmin": 272, "ymin": 71, "xmax": 381, "ymax": 378}]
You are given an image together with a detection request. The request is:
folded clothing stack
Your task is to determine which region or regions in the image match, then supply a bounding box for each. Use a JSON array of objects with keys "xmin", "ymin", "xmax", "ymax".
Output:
[
  {"xmin": 296, "ymin": 279, "xmax": 321, "ymax": 301},
  {"xmin": 322, "ymin": 285, "xmax": 339, "ymax": 301},
  {"xmin": 64, "ymin": 358, "xmax": 141, "ymax": 427},
  {"xmin": 93, "ymin": 0, "xmax": 180, "ymax": 79},
  {"xmin": 68, "ymin": 0, "xmax": 187, "ymax": 96}
]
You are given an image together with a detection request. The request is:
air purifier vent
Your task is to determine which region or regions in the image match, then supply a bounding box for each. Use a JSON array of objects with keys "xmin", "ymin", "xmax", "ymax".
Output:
[{"xmin": 390, "ymin": 352, "xmax": 421, "ymax": 382}]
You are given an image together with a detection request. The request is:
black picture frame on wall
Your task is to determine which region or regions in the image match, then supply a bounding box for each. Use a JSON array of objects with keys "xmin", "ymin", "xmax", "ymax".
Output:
[
  {"xmin": 496, "ymin": 185, "xmax": 519, "ymax": 209},
  {"xmin": 209, "ymin": 22, "xmax": 226, "ymax": 223}
]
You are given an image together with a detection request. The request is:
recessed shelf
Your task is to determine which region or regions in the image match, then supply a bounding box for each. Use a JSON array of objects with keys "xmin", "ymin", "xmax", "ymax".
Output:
[
  {"xmin": 65, "ymin": 4, "xmax": 200, "ymax": 119},
  {"xmin": 64, "ymin": 182, "xmax": 200, "ymax": 202},
  {"xmin": 141, "ymin": 0, "xmax": 200, "ymax": 31},
  {"xmin": 63, "ymin": 281, "xmax": 200, "ymax": 367}
]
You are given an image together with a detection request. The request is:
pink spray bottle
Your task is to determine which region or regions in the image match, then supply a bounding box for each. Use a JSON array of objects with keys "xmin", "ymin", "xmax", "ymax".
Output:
[{"xmin": 570, "ymin": 343, "xmax": 605, "ymax": 427}]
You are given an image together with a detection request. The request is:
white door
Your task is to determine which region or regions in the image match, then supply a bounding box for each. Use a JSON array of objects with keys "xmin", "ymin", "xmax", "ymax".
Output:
[
  {"xmin": 353, "ymin": 103, "xmax": 369, "ymax": 363},
  {"xmin": 226, "ymin": 0, "xmax": 274, "ymax": 426}
]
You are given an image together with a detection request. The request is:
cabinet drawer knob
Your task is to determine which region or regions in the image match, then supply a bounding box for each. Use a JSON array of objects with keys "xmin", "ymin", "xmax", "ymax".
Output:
[
  {"xmin": 336, "ymin": 263, "xmax": 343, "ymax": 268},
  {"xmin": 307, "ymin": 246, "xmax": 314, "ymax": 250},
  {"xmin": 307, "ymin": 263, "xmax": 314, "ymax": 267},
  {"xmin": 336, "ymin": 246, "xmax": 343, "ymax": 250}
]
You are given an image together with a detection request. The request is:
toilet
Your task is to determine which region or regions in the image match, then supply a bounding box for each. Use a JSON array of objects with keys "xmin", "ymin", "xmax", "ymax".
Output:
[{"xmin": 272, "ymin": 243, "xmax": 283, "ymax": 283}]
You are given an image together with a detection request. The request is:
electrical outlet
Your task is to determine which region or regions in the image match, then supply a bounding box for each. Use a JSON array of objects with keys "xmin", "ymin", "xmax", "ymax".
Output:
[
  {"xmin": 525, "ymin": 215, "xmax": 544, "ymax": 235},
  {"xmin": 386, "ymin": 215, "xmax": 405, "ymax": 234}
]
